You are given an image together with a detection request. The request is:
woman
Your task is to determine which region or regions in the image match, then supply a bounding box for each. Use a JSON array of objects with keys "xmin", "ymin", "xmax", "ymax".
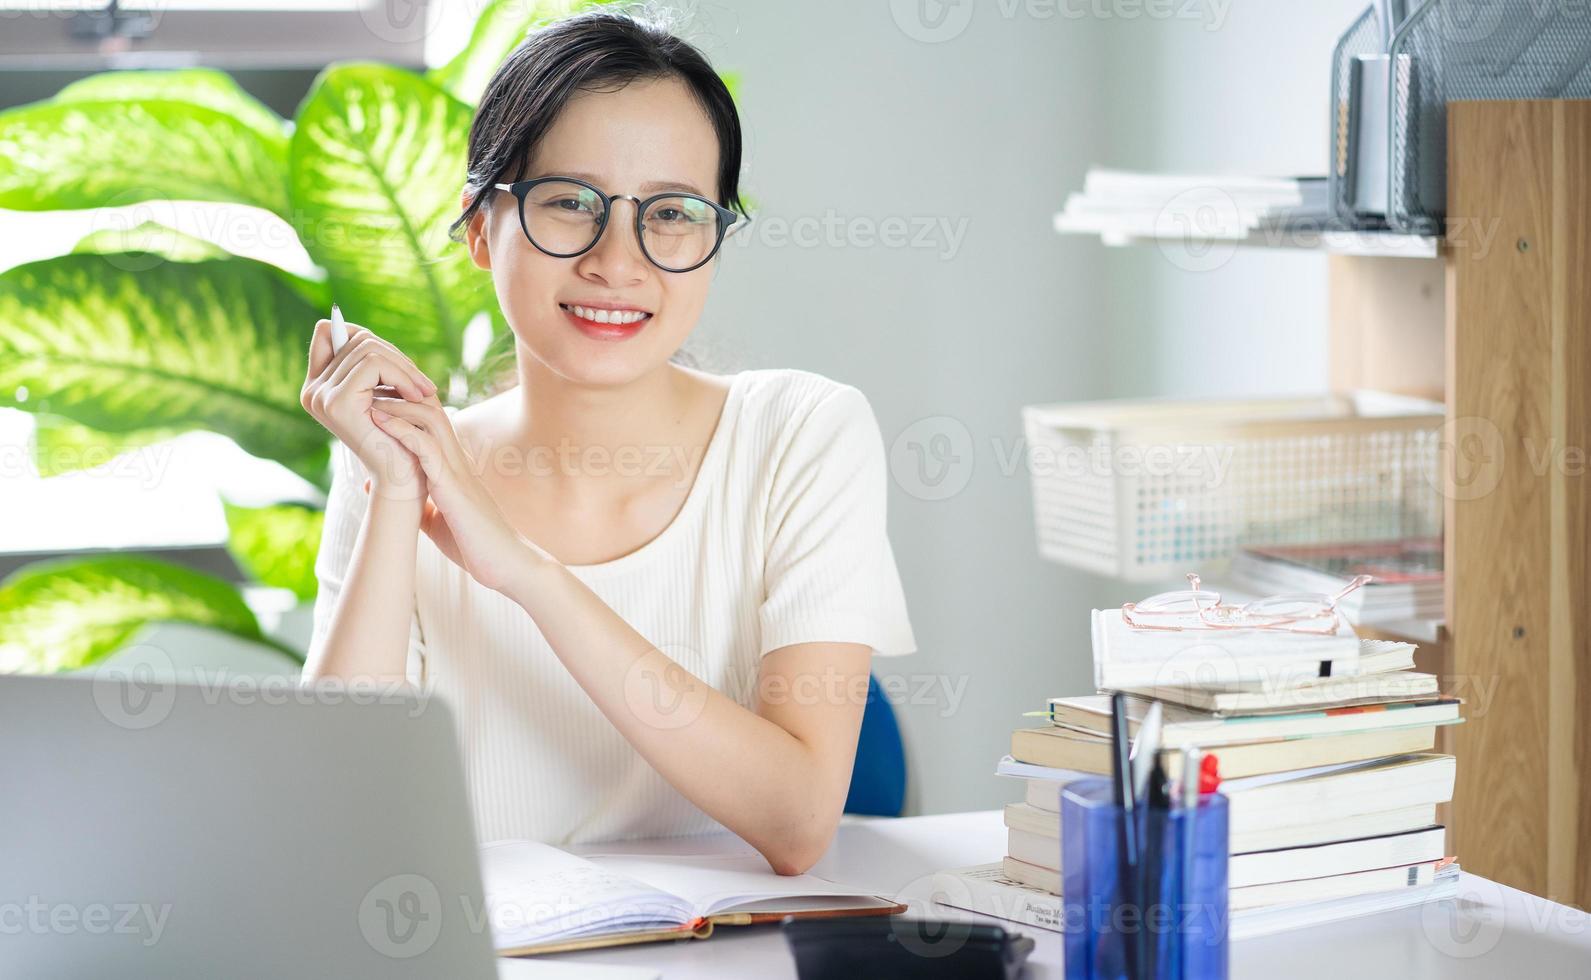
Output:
[{"xmin": 299, "ymin": 8, "xmax": 915, "ymax": 876}]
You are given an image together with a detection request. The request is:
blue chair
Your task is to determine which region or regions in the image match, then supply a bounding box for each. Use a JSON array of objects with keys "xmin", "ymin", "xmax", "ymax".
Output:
[{"xmin": 843, "ymin": 674, "xmax": 906, "ymax": 816}]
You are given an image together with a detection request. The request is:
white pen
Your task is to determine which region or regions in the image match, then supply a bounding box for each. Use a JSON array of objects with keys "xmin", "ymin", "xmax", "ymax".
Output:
[{"xmin": 329, "ymin": 302, "xmax": 348, "ymax": 355}]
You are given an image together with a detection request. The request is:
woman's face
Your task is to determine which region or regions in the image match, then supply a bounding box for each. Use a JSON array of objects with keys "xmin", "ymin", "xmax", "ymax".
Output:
[{"xmin": 463, "ymin": 76, "xmax": 724, "ymax": 388}]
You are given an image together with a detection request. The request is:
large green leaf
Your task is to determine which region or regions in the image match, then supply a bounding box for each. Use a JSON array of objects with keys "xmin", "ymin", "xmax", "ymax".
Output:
[
  {"xmin": 70, "ymin": 219, "xmax": 332, "ymax": 312},
  {"xmin": 223, "ymin": 500, "xmax": 324, "ymax": 601},
  {"xmin": 0, "ymin": 82, "xmax": 290, "ymax": 215},
  {"xmin": 428, "ymin": 0, "xmax": 599, "ymax": 106},
  {"xmin": 72, "ymin": 219, "xmax": 230, "ymax": 263},
  {"xmin": 54, "ymin": 68, "xmax": 287, "ymax": 146},
  {"xmin": 0, "ymin": 555, "xmax": 298, "ymax": 673},
  {"xmin": 0, "ymin": 251, "xmax": 330, "ymax": 482},
  {"xmin": 290, "ymin": 63, "xmax": 490, "ymax": 381}
]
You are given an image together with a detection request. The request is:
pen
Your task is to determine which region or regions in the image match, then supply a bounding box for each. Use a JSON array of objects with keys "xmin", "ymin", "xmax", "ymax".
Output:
[
  {"xmin": 1173, "ymin": 746, "xmax": 1201, "ymax": 980},
  {"xmin": 329, "ymin": 302, "xmax": 348, "ymax": 355},
  {"xmin": 1109, "ymin": 692, "xmax": 1142, "ymax": 980}
]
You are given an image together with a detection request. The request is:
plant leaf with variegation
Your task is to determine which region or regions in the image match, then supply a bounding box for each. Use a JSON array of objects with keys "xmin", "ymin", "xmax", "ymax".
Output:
[
  {"xmin": 0, "ymin": 251, "xmax": 330, "ymax": 484},
  {"xmin": 290, "ymin": 63, "xmax": 491, "ymax": 381},
  {"xmin": 71, "ymin": 220, "xmax": 231, "ymax": 263},
  {"xmin": 0, "ymin": 555, "xmax": 298, "ymax": 674},
  {"xmin": 0, "ymin": 91, "xmax": 290, "ymax": 215},
  {"xmin": 223, "ymin": 500, "xmax": 324, "ymax": 601},
  {"xmin": 54, "ymin": 68, "xmax": 288, "ymax": 146},
  {"xmin": 70, "ymin": 219, "xmax": 332, "ymax": 312}
]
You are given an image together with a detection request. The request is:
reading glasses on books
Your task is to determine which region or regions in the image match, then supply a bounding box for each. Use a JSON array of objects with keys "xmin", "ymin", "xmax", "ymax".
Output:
[{"xmin": 1121, "ymin": 572, "xmax": 1374, "ymax": 635}]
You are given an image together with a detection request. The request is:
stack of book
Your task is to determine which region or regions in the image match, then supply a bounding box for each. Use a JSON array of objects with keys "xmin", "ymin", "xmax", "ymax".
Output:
[
  {"xmin": 934, "ymin": 613, "xmax": 1463, "ymax": 940},
  {"xmin": 1229, "ymin": 539, "xmax": 1444, "ymax": 627},
  {"xmin": 1053, "ymin": 168, "xmax": 1331, "ymax": 246}
]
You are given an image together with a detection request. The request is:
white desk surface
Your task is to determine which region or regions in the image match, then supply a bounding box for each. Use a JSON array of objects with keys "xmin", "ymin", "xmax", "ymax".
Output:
[{"xmin": 531, "ymin": 810, "xmax": 1591, "ymax": 978}]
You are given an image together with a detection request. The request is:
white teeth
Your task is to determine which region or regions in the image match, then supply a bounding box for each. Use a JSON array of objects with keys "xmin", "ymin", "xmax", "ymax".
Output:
[{"xmin": 565, "ymin": 304, "xmax": 649, "ymax": 325}]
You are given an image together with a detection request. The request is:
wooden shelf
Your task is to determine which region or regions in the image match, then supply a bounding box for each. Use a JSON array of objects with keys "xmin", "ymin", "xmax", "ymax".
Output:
[{"xmin": 1329, "ymin": 99, "xmax": 1591, "ymax": 909}]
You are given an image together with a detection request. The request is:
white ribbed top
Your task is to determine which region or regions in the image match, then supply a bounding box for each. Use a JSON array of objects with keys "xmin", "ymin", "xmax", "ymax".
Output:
[{"xmin": 307, "ymin": 368, "xmax": 917, "ymax": 846}]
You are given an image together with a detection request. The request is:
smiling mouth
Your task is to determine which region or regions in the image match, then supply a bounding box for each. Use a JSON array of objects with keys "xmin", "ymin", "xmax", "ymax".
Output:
[{"xmin": 558, "ymin": 303, "xmax": 653, "ymax": 326}]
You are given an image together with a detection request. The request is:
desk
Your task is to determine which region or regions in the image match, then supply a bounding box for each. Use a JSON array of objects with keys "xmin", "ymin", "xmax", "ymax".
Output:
[{"xmin": 546, "ymin": 810, "xmax": 1591, "ymax": 978}]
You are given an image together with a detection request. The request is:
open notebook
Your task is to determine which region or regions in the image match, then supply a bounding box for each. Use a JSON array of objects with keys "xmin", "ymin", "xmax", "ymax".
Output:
[{"xmin": 481, "ymin": 840, "xmax": 905, "ymax": 955}]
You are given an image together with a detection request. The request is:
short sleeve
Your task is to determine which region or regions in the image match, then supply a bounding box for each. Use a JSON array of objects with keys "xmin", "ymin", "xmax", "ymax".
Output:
[
  {"xmin": 758, "ymin": 385, "xmax": 917, "ymax": 658},
  {"xmin": 304, "ymin": 440, "xmax": 427, "ymax": 684}
]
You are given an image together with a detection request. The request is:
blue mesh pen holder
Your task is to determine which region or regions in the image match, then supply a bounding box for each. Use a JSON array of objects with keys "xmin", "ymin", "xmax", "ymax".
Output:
[{"xmin": 1061, "ymin": 777, "xmax": 1229, "ymax": 980}]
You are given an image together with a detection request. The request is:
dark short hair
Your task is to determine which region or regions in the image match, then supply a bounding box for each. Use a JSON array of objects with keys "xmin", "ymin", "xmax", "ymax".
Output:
[{"xmin": 447, "ymin": 5, "xmax": 748, "ymax": 245}]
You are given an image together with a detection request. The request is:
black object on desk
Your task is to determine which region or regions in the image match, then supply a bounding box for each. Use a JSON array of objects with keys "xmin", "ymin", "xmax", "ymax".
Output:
[{"xmin": 782, "ymin": 916, "xmax": 1034, "ymax": 980}]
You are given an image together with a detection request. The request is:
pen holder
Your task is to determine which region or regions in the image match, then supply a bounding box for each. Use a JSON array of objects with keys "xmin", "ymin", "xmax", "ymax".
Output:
[{"xmin": 1061, "ymin": 778, "xmax": 1228, "ymax": 980}]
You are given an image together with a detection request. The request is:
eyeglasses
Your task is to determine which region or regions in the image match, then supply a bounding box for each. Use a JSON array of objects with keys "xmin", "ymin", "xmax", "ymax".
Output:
[
  {"xmin": 1121, "ymin": 572, "xmax": 1373, "ymax": 635},
  {"xmin": 492, "ymin": 176, "xmax": 744, "ymax": 274}
]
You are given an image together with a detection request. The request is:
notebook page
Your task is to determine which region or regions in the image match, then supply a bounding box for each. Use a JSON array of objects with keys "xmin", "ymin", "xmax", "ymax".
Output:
[
  {"xmin": 477, "ymin": 840, "xmax": 693, "ymax": 949},
  {"xmin": 581, "ymin": 852, "xmax": 888, "ymax": 918}
]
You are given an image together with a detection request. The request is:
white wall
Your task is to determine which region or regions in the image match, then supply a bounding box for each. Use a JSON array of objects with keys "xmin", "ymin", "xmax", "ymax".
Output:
[
  {"xmin": 1095, "ymin": 0, "xmax": 1366, "ymax": 402},
  {"xmin": 689, "ymin": 0, "xmax": 1370, "ymax": 814},
  {"xmin": 680, "ymin": 0, "xmax": 1111, "ymax": 815}
]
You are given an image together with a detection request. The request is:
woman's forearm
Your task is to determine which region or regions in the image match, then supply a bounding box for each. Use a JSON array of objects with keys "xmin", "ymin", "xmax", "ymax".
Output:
[
  {"xmin": 499, "ymin": 553, "xmax": 847, "ymax": 874},
  {"xmin": 303, "ymin": 493, "xmax": 425, "ymax": 687}
]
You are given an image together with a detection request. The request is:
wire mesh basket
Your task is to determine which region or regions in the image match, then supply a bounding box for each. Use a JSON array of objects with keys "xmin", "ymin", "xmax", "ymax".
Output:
[
  {"xmin": 1330, "ymin": 5, "xmax": 1390, "ymax": 227},
  {"xmin": 1022, "ymin": 392, "xmax": 1444, "ymax": 581},
  {"xmin": 1331, "ymin": 0, "xmax": 1591, "ymax": 233}
]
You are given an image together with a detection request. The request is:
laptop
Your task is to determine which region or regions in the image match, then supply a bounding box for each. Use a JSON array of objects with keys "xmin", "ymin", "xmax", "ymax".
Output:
[{"xmin": 0, "ymin": 671, "xmax": 501, "ymax": 978}]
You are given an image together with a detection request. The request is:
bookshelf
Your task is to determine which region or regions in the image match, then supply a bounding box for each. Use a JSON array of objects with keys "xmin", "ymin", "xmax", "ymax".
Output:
[
  {"xmin": 1330, "ymin": 100, "xmax": 1591, "ymax": 909},
  {"xmin": 1058, "ymin": 100, "xmax": 1591, "ymax": 908}
]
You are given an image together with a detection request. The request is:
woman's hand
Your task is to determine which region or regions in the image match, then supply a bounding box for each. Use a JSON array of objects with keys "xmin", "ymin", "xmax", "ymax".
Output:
[
  {"xmin": 364, "ymin": 397, "xmax": 556, "ymax": 593},
  {"xmin": 300, "ymin": 317, "xmax": 440, "ymax": 501}
]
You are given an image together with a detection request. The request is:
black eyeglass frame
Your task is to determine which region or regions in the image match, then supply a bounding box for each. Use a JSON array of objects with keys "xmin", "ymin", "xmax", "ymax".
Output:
[{"xmin": 492, "ymin": 176, "xmax": 744, "ymax": 273}]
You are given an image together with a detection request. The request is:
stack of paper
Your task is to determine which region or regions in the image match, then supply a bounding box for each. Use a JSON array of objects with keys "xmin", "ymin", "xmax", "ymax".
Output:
[
  {"xmin": 1229, "ymin": 539, "xmax": 1444, "ymax": 626},
  {"xmin": 1055, "ymin": 168, "xmax": 1331, "ymax": 245}
]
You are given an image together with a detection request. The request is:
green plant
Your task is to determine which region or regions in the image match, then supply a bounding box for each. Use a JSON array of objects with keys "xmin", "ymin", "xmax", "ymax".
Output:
[{"xmin": 0, "ymin": 0, "xmax": 621, "ymax": 673}]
